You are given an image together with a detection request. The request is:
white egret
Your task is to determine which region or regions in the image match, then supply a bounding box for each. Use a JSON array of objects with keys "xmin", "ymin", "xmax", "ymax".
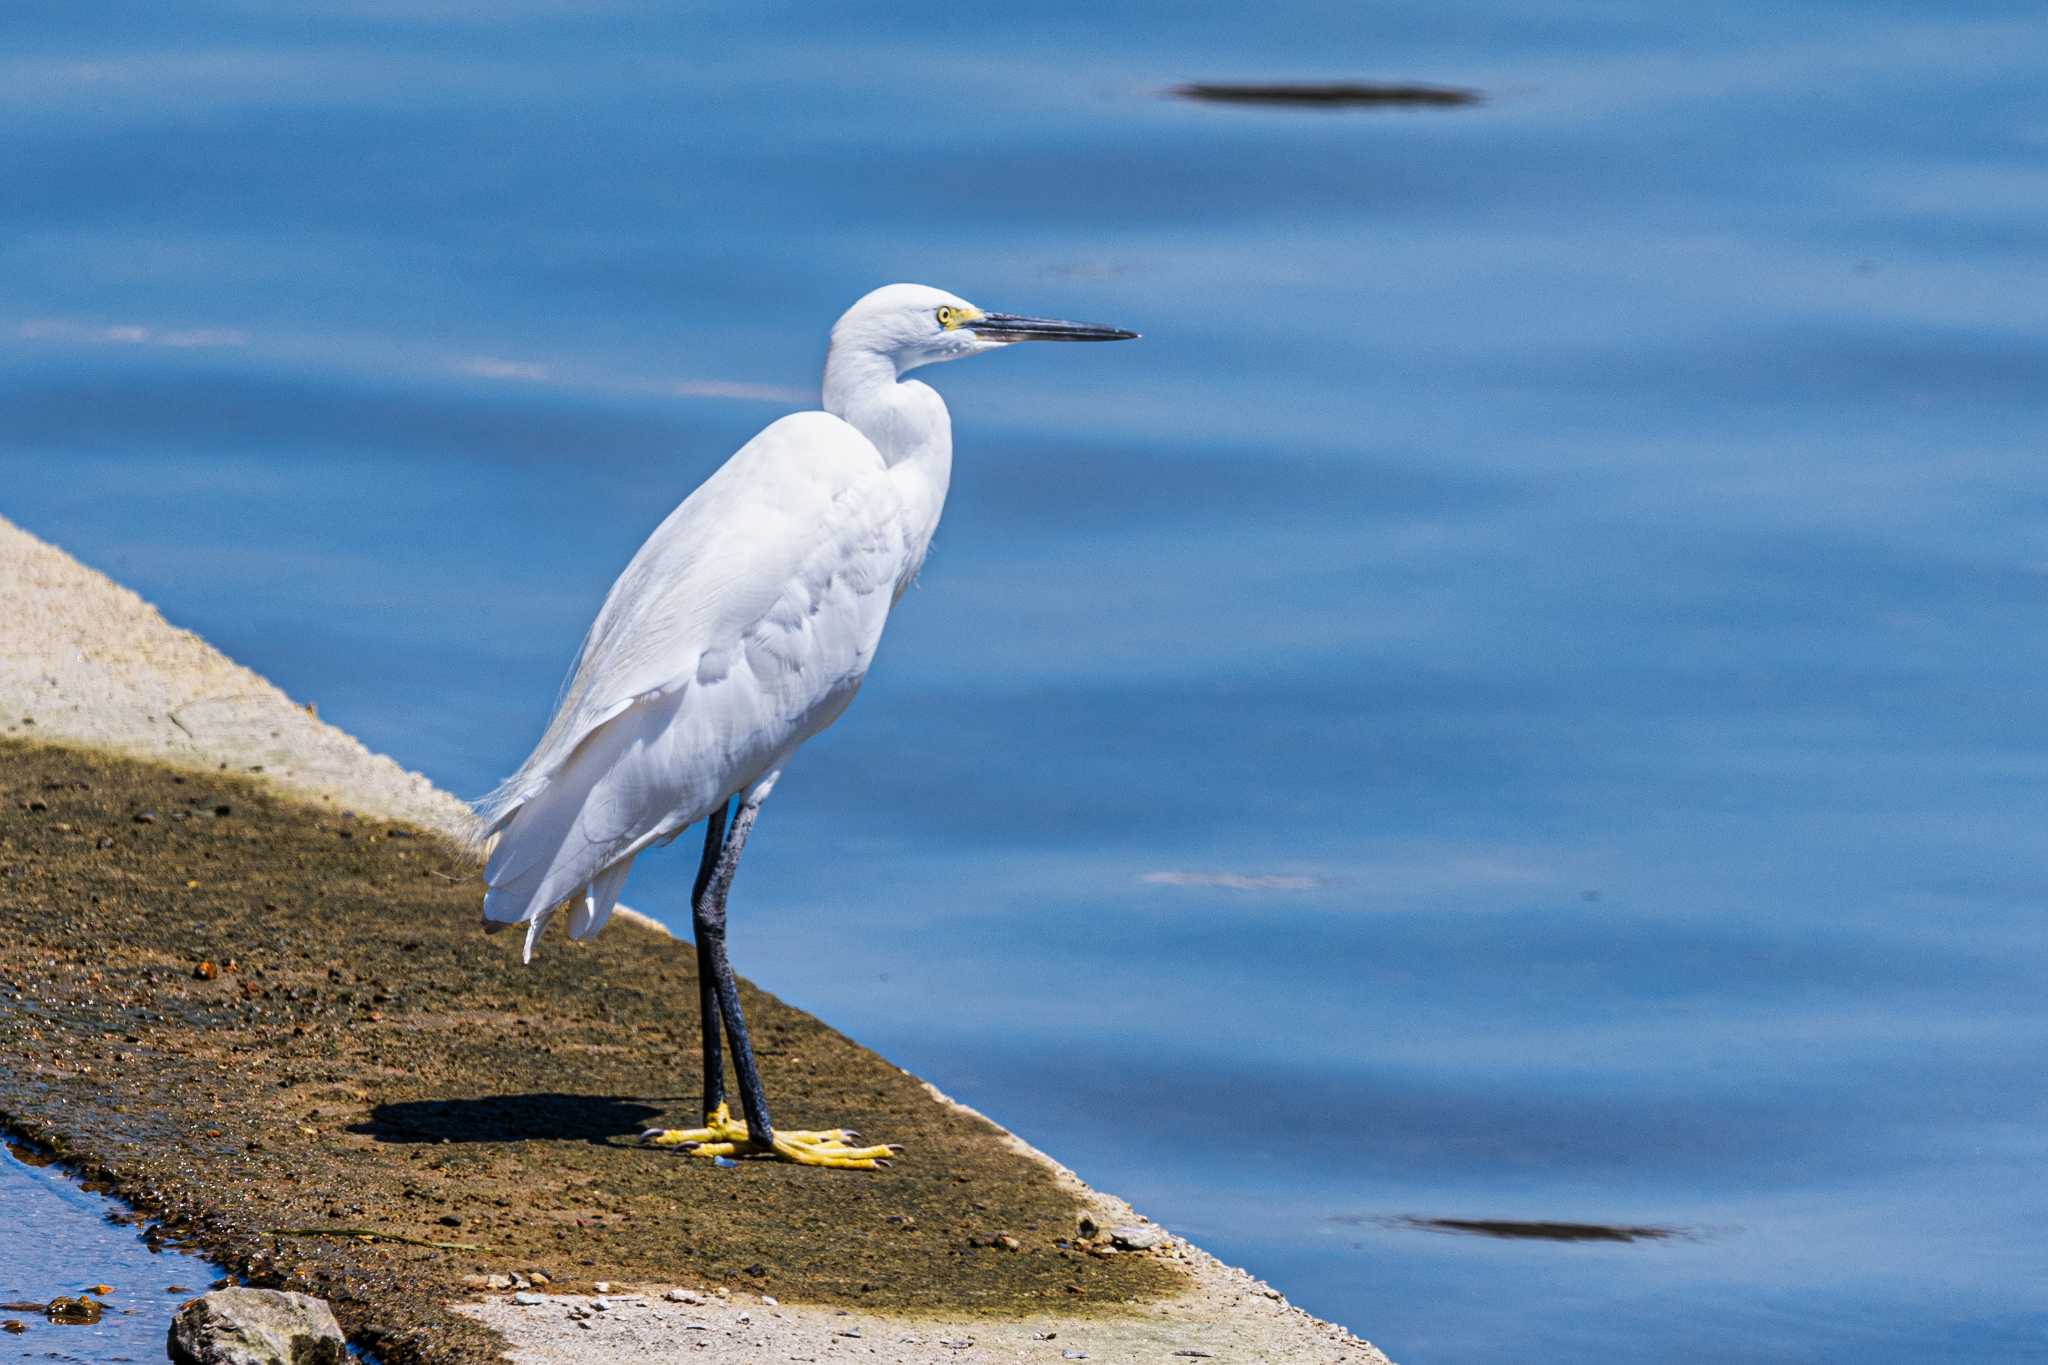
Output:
[{"xmin": 474, "ymin": 284, "xmax": 1137, "ymax": 1169}]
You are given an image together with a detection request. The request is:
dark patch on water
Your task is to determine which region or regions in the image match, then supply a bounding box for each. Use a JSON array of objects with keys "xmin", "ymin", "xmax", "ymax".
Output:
[
  {"xmin": 1169, "ymin": 81, "xmax": 1482, "ymax": 108},
  {"xmin": 1386, "ymin": 1216, "xmax": 1682, "ymax": 1243}
]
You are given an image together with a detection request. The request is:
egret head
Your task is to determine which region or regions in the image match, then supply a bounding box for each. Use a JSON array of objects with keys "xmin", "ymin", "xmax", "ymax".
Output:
[{"xmin": 829, "ymin": 282, "xmax": 1137, "ymax": 376}]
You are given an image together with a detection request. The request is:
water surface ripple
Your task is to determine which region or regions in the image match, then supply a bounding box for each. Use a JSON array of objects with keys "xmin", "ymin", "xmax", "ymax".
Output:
[{"xmin": 5, "ymin": 3, "xmax": 2048, "ymax": 1361}]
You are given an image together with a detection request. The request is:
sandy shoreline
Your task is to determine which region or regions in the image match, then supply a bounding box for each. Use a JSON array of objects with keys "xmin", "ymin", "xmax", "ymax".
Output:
[{"xmin": 0, "ymin": 513, "xmax": 1390, "ymax": 1365}]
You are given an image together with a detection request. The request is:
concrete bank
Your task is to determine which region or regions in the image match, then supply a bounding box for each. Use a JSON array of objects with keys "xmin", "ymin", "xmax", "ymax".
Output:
[{"xmin": 0, "ymin": 514, "xmax": 1390, "ymax": 1365}]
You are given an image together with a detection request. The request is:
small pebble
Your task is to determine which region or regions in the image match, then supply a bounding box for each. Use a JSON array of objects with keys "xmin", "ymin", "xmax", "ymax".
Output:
[
  {"xmin": 590, "ymin": 1298, "xmax": 610, "ymax": 1312},
  {"xmin": 664, "ymin": 1289, "xmax": 702, "ymax": 1304},
  {"xmin": 1063, "ymin": 1352, "xmax": 1089, "ymax": 1361},
  {"xmin": 593, "ymin": 1282, "xmax": 611, "ymax": 1293},
  {"xmin": 512, "ymin": 1292, "xmax": 544, "ymax": 1307},
  {"xmin": 759, "ymin": 1294, "xmax": 778, "ymax": 1307}
]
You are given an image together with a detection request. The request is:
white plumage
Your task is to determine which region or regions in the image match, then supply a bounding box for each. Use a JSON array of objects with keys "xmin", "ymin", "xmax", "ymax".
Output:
[
  {"xmin": 477, "ymin": 280, "xmax": 1130, "ymax": 970},
  {"xmin": 475, "ymin": 284, "xmax": 1134, "ymax": 965},
  {"xmin": 475, "ymin": 409, "xmax": 912, "ymax": 960},
  {"xmin": 469, "ymin": 284, "xmax": 1135, "ymax": 1169}
]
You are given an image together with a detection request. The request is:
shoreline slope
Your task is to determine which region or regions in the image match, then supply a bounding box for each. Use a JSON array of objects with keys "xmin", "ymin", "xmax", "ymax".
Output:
[{"xmin": 0, "ymin": 513, "xmax": 1389, "ymax": 1365}]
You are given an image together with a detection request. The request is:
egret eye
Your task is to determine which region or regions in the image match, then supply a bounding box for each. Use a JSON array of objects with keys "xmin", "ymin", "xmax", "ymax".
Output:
[{"xmin": 936, "ymin": 306, "xmax": 957, "ymax": 329}]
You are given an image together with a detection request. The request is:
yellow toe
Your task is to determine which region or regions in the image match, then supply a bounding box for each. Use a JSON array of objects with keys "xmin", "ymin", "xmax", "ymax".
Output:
[
  {"xmin": 769, "ymin": 1133, "xmax": 896, "ymax": 1169},
  {"xmin": 640, "ymin": 1103, "xmax": 750, "ymax": 1148},
  {"xmin": 642, "ymin": 1107, "xmax": 900, "ymax": 1169},
  {"xmin": 678, "ymin": 1141, "xmax": 743, "ymax": 1158}
]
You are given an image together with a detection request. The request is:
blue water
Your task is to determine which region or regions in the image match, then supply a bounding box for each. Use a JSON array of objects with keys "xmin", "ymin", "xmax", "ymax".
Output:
[
  {"xmin": 0, "ymin": 1141, "xmax": 220, "ymax": 1363},
  {"xmin": 6, "ymin": 3, "xmax": 2048, "ymax": 1361}
]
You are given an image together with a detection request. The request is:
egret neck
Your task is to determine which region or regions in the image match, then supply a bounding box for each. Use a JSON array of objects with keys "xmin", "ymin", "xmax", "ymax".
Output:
[{"xmin": 821, "ymin": 331, "xmax": 953, "ymax": 594}]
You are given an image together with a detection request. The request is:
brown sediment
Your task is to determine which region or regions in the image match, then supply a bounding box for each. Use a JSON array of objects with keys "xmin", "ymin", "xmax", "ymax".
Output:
[
  {"xmin": 0, "ymin": 739, "xmax": 1181, "ymax": 1365},
  {"xmin": 1169, "ymin": 81, "xmax": 1481, "ymax": 109}
]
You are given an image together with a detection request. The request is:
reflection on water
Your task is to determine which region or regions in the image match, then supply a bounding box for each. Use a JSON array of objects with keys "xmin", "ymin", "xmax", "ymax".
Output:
[{"xmin": 4, "ymin": 2, "xmax": 2048, "ymax": 1362}]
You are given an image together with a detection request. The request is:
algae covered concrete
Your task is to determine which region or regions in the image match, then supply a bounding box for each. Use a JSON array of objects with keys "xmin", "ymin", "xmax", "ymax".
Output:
[
  {"xmin": 0, "ymin": 740, "xmax": 1383, "ymax": 1365},
  {"xmin": 0, "ymin": 514, "xmax": 1392, "ymax": 1364},
  {"xmin": 0, "ymin": 740, "xmax": 1185, "ymax": 1352}
]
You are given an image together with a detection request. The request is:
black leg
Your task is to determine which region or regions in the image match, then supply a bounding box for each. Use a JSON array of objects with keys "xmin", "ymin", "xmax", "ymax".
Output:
[
  {"xmin": 689, "ymin": 798, "xmax": 731, "ymax": 1119},
  {"xmin": 653, "ymin": 786, "xmax": 893, "ymax": 1168},
  {"xmin": 694, "ymin": 797, "xmax": 777, "ymax": 1144}
]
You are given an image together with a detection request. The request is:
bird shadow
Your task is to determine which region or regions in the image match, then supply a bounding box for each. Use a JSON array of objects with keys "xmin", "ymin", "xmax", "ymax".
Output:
[{"xmin": 350, "ymin": 1093, "xmax": 667, "ymax": 1146}]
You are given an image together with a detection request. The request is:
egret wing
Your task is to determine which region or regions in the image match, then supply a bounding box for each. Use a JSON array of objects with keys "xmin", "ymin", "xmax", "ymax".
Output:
[{"xmin": 476, "ymin": 411, "xmax": 909, "ymax": 932}]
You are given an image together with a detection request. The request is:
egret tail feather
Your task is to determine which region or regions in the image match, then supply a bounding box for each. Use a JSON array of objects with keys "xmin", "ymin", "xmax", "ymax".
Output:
[{"xmin": 570, "ymin": 858, "xmax": 634, "ymax": 940}]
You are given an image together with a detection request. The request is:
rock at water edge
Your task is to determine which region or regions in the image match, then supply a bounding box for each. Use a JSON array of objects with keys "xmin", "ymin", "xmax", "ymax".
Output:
[{"xmin": 167, "ymin": 1288, "xmax": 347, "ymax": 1365}]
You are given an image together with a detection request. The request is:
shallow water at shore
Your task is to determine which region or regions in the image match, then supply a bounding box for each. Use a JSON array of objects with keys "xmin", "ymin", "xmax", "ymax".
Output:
[
  {"xmin": 0, "ymin": 1141, "xmax": 219, "ymax": 1363},
  {"xmin": 7, "ymin": 2, "xmax": 2048, "ymax": 1361}
]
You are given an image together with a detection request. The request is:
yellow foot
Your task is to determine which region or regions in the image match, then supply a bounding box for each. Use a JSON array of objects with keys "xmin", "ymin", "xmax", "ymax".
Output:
[{"xmin": 640, "ymin": 1103, "xmax": 901, "ymax": 1169}]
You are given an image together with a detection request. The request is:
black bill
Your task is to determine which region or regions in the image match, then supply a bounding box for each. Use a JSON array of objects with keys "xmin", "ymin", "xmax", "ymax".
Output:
[{"xmin": 969, "ymin": 312, "xmax": 1139, "ymax": 342}]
